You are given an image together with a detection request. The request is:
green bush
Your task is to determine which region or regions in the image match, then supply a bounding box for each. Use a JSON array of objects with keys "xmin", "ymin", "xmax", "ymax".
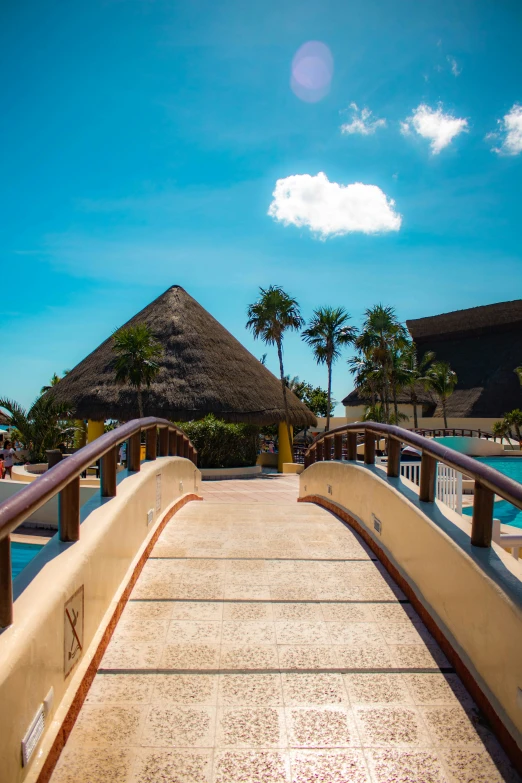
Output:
[{"xmin": 177, "ymin": 415, "xmax": 259, "ymax": 468}]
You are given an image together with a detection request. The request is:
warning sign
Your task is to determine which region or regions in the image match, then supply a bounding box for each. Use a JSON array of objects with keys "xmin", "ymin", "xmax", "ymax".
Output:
[{"xmin": 64, "ymin": 585, "xmax": 84, "ymax": 678}]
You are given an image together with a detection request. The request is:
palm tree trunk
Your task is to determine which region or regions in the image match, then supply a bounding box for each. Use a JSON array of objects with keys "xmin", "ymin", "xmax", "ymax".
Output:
[
  {"xmin": 393, "ymin": 385, "xmax": 399, "ymax": 425},
  {"xmin": 442, "ymin": 398, "xmax": 448, "ymax": 429},
  {"xmin": 411, "ymin": 391, "xmax": 418, "ymax": 429},
  {"xmin": 326, "ymin": 361, "xmax": 332, "ymax": 432},
  {"xmin": 137, "ymin": 386, "xmax": 143, "ymax": 419},
  {"xmin": 277, "ymin": 339, "xmax": 293, "ymax": 455}
]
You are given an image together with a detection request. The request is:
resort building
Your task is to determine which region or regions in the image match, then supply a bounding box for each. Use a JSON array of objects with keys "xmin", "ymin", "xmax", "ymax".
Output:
[{"xmin": 342, "ymin": 299, "xmax": 522, "ymax": 432}]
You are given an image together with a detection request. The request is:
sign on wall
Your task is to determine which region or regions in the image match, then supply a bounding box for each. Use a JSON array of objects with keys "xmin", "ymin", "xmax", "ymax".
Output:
[{"xmin": 64, "ymin": 585, "xmax": 84, "ymax": 678}]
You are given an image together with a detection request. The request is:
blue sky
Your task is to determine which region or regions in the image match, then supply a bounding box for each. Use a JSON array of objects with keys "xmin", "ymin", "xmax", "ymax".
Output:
[{"xmin": 2, "ymin": 0, "xmax": 522, "ymax": 413}]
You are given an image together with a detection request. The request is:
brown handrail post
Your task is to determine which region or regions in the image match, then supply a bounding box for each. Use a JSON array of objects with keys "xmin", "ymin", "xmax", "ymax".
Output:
[
  {"xmin": 334, "ymin": 433, "xmax": 343, "ymax": 461},
  {"xmin": 309, "ymin": 446, "xmax": 316, "ymax": 465},
  {"xmin": 472, "ymin": 482, "xmax": 494, "ymax": 547},
  {"xmin": 168, "ymin": 429, "xmax": 177, "ymax": 456},
  {"xmin": 316, "ymin": 440, "xmax": 324, "ymax": 461},
  {"xmin": 0, "ymin": 536, "xmax": 13, "ymax": 628},
  {"xmin": 192, "ymin": 448, "xmax": 198, "ymax": 467},
  {"xmin": 59, "ymin": 477, "xmax": 80, "ymax": 542},
  {"xmin": 364, "ymin": 430, "xmax": 375, "ymax": 465},
  {"xmin": 158, "ymin": 427, "xmax": 169, "ymax": 457},
  {"xmin": 419, "ymin": 453, "xmax": 437, "ymax": 502},
  {"xmin": 183, "ymin": 437, "xmax": 190, "ymax": 459},
  {"xmin": 146, "ymin": 427, "xmax": 157, "ymax": 461},
  {"xmin": 101, "ymin": 446, "xmax": 117, "ymax": 498},
  {"xmin": 347, "ymin": 432, "xmax": 357, "ymax": 461},
  {"xmin": 387, "ymin": 437, "xmax": 401, "ymax": 478},
  {"xmin": 128, "ymin": 432, "xmax": 141, "ymax": 472},
  {"xmin": 176, "ymin": 432, "xmax": 185, "ymax": 457},
  {"xmin": 324, "ymin": 437, "xmax": 332, "ymax": 461}
]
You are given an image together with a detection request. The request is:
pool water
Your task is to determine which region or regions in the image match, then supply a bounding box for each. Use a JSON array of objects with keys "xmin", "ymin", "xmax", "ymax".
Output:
[
  {"xmin": 462, "ymin": 457, "xmax": 522, "ymax": 529},
  {"xmin": 11, "ymin": 542, "xmax": 44, "ymax": 579}
]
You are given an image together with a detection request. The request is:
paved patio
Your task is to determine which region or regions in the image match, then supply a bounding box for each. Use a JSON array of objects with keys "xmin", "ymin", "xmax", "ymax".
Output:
[{"xmin": 50, "ymin": 475, "xmax": 520, "ymax": 782}]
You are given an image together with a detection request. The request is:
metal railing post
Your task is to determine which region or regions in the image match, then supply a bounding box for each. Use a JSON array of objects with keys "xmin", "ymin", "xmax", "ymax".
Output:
[
  {"xmin": 472, "ymin": 482, "xmax": 494, "ymax": 547},
  {"xmin": 168, "ymin": 429, "xmax": 177, "ymax": 456},
  {"xmin": 387, "ymin": 437, "xmax": 401, "ymax": 478},
  {"xmin": 0, "ymin": 536, "xmax": 13, "ymax": 628},
  {"xmin": 128, "ymin": 432, "xmax": 141, "ymax": 471},
  {"xmin": 101, "ymin": 446, "xmax": 117, "ymax": 498},
  {"xmin": 347, "ymin": 432, "xmax": 357, "ymax": 461},
  {"xmin": 146, "ymin": 427, "xmax": 157, "ymax": 461},
  {"xmin": 158, "ymin": 426, "xmax": 169, "ymax": 457},
  {"xmin": 419, "ymin": 453, "xmax": 437, "ymax": 502},
  {"xmin": 364, "ymin": 430, "xmax": 375, "ymax": 465},
  {"xmin": 59, "ymin": 477, "xmax": 80, "ymax": 542},
  {"xmin": 334, "ymin": 433, "xmax": 343, "ymax": 461}
]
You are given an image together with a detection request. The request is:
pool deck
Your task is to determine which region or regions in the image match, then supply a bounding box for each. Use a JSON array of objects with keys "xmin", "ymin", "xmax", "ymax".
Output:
[{"xmin": 48, "ymin": 475, "xmax": 521, "ymax": 783}]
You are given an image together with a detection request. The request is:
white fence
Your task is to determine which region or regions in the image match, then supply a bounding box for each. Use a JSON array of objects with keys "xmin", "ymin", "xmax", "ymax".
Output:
[{"xmin": 398, "ymin": 461, "xmax": 463, "ymax": 515}]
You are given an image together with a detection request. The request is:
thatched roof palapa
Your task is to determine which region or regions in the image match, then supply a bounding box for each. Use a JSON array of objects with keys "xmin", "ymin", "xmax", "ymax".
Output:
[
  {"xmin": 49, "ymin": 285, "xmax": 317, "ymax": 427},
  {"xmin": 343, "ymin": 300, "xmax": 522, "ymax": 419}
]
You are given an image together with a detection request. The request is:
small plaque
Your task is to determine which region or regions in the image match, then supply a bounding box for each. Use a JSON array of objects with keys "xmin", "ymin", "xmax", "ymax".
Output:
[
  {"xmin": 156, "ymin": 473, "xmax": 162, "ymax": 512},
  {"xmin": 64, "ymin": 585, "xmax": 84, "ymax": 678}
]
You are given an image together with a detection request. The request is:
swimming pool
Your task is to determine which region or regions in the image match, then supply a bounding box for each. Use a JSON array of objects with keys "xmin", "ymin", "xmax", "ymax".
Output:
[
  {"xmin": 462, "ymin": 457, "xmax": 522, "ymax": 529},
  {"xmin": 11, "ymin": 542, "xmax": 44, "ymax": 579}
]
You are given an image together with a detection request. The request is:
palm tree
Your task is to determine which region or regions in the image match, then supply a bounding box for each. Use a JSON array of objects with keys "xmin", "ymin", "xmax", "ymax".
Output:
[
  {"xmin": 40, "ymin": 369, "xmax": 71, "ymax": 394},
  {"xmin": 495, "ymin": 409, "xmax": 522, "ymax": 448},
  {"xmin": 515, "ymin": 367, "xmax": 522, "ymax": 387},
  {"xmin": 246, "ymin": 285, "xmax": 303, "ymax": 447},
  {"xmin": 424, "ymin": 361, "xmax": 458, "ymax": 428},
  {"xmin": 355, "ymin": 305, "xmax": 408, "ymax": 423},
  {"xmin": 402, "ymin": 344, "xmax": 435, "ymax": 429},
  {"xmin": 0, "ymin": 394, "xmax": 76, "ymax": 462},
  {"xmin": 348, "ymin": 354, "xmax": 382, "ymax": 409},
  {"xmin": 302, "ymin": 307, "xmax": 357, "ymax": 431},
  {"xmin": 112, "ymin": 324, "xmax": 163, "ymax": 418}
]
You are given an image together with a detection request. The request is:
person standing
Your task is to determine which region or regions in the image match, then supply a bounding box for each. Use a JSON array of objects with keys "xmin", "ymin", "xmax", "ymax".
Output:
[{"xmin": 1, "ymin": 440, "xmax": 18, "ymax": 479}]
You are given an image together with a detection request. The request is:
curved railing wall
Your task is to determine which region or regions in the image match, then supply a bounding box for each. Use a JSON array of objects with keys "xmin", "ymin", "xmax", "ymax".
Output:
[
  {"xmin": 0, "ymin": 417, "xmax": 197, "ymax": 628},
  {"xmin": 304, "ymin": 422, "xmax": 522, "ymax": 550}
]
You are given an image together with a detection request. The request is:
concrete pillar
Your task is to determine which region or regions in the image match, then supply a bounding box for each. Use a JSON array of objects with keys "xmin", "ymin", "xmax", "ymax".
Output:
[
  {"xmin": 87, "ymin": 420, "xmax": 105, "ymax": 443},
  {"xmin": 278, "ymin": 422, "xmax": 293, "ymax": 473}
]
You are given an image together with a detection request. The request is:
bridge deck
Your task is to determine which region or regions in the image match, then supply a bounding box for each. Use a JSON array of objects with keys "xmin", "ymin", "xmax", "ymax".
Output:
[{"xmin": 50, "ymin": 475, "xmax": 520, "ymax": 782}]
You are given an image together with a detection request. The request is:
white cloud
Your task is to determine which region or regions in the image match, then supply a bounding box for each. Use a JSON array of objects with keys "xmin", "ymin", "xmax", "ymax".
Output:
[
  {"xmin": 401, "ymin": 103, "xmax": 468, "ymax": 154},
  {"xmin": 268, "ymin": 172, "xmax": 401, "ymax": 238},
  {"xmin": 340, "ymin": 103, "xmax": 386, "ymax": 135},
  {"xmin": 447, "ymin": 56, "xmax": 461, "ymax": 76},
  {"xmin": 487, "ymin": 104, "xmax": 522, "ymax": 155}
]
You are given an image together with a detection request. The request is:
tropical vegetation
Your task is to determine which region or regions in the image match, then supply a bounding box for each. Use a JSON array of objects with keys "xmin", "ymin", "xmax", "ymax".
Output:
[
  {"xmin": 0, "ymin": 394, "xmax": 76, "ymax": 462},
  {"xmin": 112, "ymin": 324, "xmax": 163, "ymax": 418},
  {"xmin": 423, "ymin": 361, "xmax": 458, "ymax": 428},
  {"xmin": 178, "ymin": 415, "xmax": 259, "ymax": 468}
]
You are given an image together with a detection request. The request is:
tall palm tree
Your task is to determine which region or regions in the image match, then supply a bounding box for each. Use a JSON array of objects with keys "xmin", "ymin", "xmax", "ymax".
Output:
[
  {"xmin": 355, "ymin": 305, "xmax": 407, "ymax": 423},
  {"xmin": 302, "ymin": 307, "xmax": 357, "ymax": 431},
  {"xmin": 0, "ymin": 394, "xmax": 76, "ymax": 462},
  {"xmin": 246, "ymin": 285, "xmax": 303, "ymax": 447},
  {"xmin": 424, "ymin": 361, "xmax": 458, "ymax": 428},
  {"xmin": 402, "ymin": 343, "xmax": 435, "ymax": 429},
  {"xmin": 40, "ymin": 369, "xmax": 71, "ymax": 394},
  {"xmin": 112, "ymin": 324, "xmax": 163, "ymax": 418},
  {"xmin": 389, "ymin": 346, "xmax": 413, "ymax": 425},
  {"xmin": 348, "ymin": 355, "xmax": 382, "ymax": 409}
]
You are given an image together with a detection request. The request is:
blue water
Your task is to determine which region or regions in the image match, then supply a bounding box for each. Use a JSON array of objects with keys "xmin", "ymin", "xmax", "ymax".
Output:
[
  {"xmin": 11, "ymin": 542, "xmax": 44, "ymax": 579},
  {"xmin": 462, "ymin": 457, "xmax": 522, "ymax": 529}
]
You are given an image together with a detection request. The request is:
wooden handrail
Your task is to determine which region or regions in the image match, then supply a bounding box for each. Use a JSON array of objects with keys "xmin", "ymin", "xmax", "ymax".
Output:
[
  {"xmin": 0, "ymin": 417, "xmax": 197, "ymax": 628},
  {"xmin": 304, "ymin": 422, "xmax": 522, "ymax": 551},
  {"xmin": 412, "ymin": 427, "xmax": 498, "ymax": 440}
]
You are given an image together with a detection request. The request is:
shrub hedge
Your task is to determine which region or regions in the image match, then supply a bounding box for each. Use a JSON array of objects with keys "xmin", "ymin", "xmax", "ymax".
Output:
[{"xmin": 177, "ymin": 415, "xmax": 259, "ymax": 468}]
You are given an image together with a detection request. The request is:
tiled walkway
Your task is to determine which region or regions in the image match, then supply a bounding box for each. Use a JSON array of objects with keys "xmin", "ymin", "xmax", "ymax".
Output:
[{"xmin": 51, "ymin": 476, "xmax": 520, "ymax": 783}]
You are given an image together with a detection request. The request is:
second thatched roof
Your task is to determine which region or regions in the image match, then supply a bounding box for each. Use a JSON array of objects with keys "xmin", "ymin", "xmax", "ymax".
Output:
[{"xmin": 48, "ymin": 285, "xmax": 317, "ymax": 427}]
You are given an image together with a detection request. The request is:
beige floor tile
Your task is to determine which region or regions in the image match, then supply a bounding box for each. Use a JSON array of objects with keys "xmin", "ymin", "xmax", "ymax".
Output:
[
  {"xmin": 390, "ymin": 644, "xmax": 450, "ymax": 669},
  {"xmin": 166, "ymin": 621, "xmax": 222, "ymax": 644},
  {"xmin": 113, "ymin": 619, "xmax": 170, "ymax": 644},
  {"xmin": 290, "ymin": 749, "xmax": 371, "ymax": 783},
  {"xmin": 328, "ymin": 622, "xmax": 385, "ymax": 646},
  {"xmin": 273, "ymin": 604, "xmax": 324, "ymax": 621},
  {"xmin": 278, "ymin": 645, "xmax": 338, "ymax": 670},
  {"xmin": 421, "ymin": 705, "xmax": 494, "ymax": 747},
  {"xmin": 121, "ymin": 601, "xmax": 174, "ymax": 621},
  {"xmin": 212, "ymin": 749, "xmax": 291, "ymax": 783},
  {"xmin": 141, "ymin": 705, "xmax": 215, "ymax": 747},
  {"xmin": 131, "ymin": 748, "xmax": 212, "ymax": 783},
  {"xmin": 286, "ymin": 706, "xmax": 359, "ymax": 748},
  {"xmin": 344, "ymin": 673, "xmax": 412, "ymax": 704},
  {"xmin": 152, "ymin": 674, "xmax": 219, "ymax": 705},
  {"xmin": 370, "ymin": 602, "xmax": 422, "ymax": 624},
  {"xmin": 335, "ymin": 644, "xmax": 394, "ymax": 670},
  {"xmin": 379, "ymin": 621, "xmax": 435, "ymax": 645},
  {"xmin": 365, "ymin": 748, "xmax": 447, "ymax": 783},
  {"xmin": 282, "ymin": 673, "xmax": 347, "ymax": 706},
  {"xmin": 160, "ymin": 644, "xmax": 221, "ymax": 670},
  {"xmin": 223, "ymin": 602, "xmax": 274, "ymax": 621},
  {"xmin": 223, "ymin": 584, "xmax": 272, "ymax": 600},
  {"xmin": 404, "ymin": 673, "xmax": 474, "ymax": 707},
  {"xmin": 354, "ymin": 705, "xmax": 430, "ymax": 747},
  {"xmin": 174, "ymin": 582, "xmax": 225, "ymax": 600},
  {"xmin": 270, "ymin": 585, "xmax": 318, "ymax": 601},
  {"xmin": 170, "ymin": 602, "xmax": 223, "ymax": 621},
  {"xmin": 86, "ymin": 674, "xmax": 155, "ymax": 704},
  {"xmin": 218, "ymin": 674, "xmax": 283, "ymax": 705},
  {"xmin": 441, "ymin": 747, "xmax": 521, "ymax": 783},
  {"xmin": 51, "ymin": 747, "xmax": 135, "ymax": 783},
  {"xmin": 321, "ymin": 604, "xmax": 374, "ymax": 622},
  {"xmin": 216, "ymin": 706, "xmax": 287, "ymax": 747},
  {"xmin": 101, "ymin": 641, "xmax": 163, "ymax": 670},
  {"xmin": 131, "ymin": 577, "xmax": 181, "ymax": 600},
  {"xmin": 222, "ymin": 622, "xmax": 276, "ymax": 645},
  {"xmin": 68, "ymin": 704, "xmax": 147, "ymax": 746},
  {"xmin": 220, "ymin": 644, "xmax": 279, "ymax": 670},
  {"xmin": 275, "ymin": 622, "xmax": 331, "ymax": 645}
]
